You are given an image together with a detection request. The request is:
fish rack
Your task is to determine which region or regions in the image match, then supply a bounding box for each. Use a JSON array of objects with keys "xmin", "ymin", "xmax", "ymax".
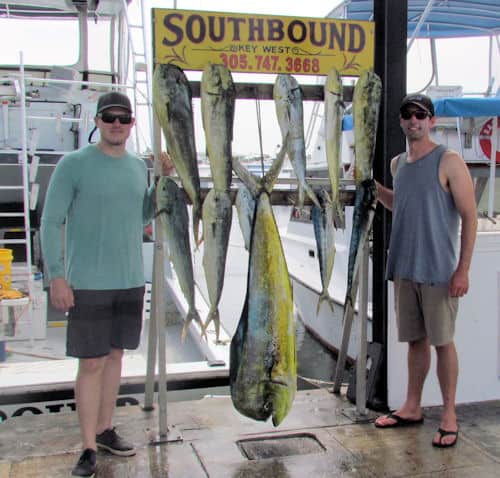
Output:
[{"xmin": 145, "ymin": 79, "xmax": 372, "ymax": 441}]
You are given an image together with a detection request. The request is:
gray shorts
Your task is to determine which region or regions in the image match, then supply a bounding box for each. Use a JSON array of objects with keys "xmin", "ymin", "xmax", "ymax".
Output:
[
  {"xmin": 67, "ymin": 287, "xmax": 145, "ymax": 358},
  {"xmin": 394, "ymin": 279, "xmax": 458, "ymax": 346}
]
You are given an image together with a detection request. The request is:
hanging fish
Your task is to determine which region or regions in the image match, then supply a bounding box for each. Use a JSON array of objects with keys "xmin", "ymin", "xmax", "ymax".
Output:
[
  {"xmin": 156, "ymin": 177, "xmax": 204, "ymax": 340},
  {"xmin": 201, "ymin": 189, "xmax": 232, "ymax": 342},
  {"xmin": 345, "ymin": 70, "xmax": 382, "ymax": 310},
  {"xmin": 353, "ymin": 71, "xmax": 382, "ymax": 184},
  {"xmin": 324, "ymin": 66, "xmax": 346, "ymax": 229},
  {"xmin": 235, "ymin": 184, "xmax": 256, "ymax": 252},
  {"xmin": 201, "ymin": 62, "xmax": 235, "ymax": 193},
  {"xmin": 274, "ymin": 74, "xmax": 320, "ymax": 210},
  {"xmin": 153, "ymin": 63, "xmax": 202, "ymax": 245},
  {"xmin": 230, "ymin": 140, "xmax": 296, "ymax": 426},
  {"xmin": 311, "ymin": 190, "xmax": 336, "ymax": 314}
]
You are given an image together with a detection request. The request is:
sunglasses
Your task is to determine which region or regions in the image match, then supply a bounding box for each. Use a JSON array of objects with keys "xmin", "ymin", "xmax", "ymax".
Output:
[
  {"xmin": 98, "ymin": 112, "xmax": 133, "ymax": 124},
  {"xmin": 401, "ymin": 110, "xmax": 429, "ymax": 120}
]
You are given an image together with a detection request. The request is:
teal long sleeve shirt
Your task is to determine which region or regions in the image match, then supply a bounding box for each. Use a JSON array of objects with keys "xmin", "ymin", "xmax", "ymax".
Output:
[{"xmin": 41, "ymin": 145, "xmax": 155, "ymax": 290}]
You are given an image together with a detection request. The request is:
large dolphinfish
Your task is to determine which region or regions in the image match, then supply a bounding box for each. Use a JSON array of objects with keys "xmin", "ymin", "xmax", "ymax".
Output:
[
  {"xmin": 230, "ymin": 141, "xmax": 296, "ymax": 427},
  {"xmin": 153, "ymin": 63, "xmax": 202, "ymax": 245}
]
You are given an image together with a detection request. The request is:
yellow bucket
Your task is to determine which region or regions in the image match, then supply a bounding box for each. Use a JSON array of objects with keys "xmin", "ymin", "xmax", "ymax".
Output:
[{"xmin": 0, "ymin": 248, "xmax": 13, "ymax": 291}]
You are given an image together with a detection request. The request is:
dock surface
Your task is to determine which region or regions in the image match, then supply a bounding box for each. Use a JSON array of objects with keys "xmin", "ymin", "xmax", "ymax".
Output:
[{"xmin": 1, "ymin": 389, "xmax": 500, "ymax": 477}]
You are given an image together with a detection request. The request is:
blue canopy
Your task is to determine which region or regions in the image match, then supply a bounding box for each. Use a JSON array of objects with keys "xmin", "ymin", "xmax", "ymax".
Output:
[
  {"xmin": 433, "ymin": 97, "xmax": 500, "ymax": 117},
  {"xmin": 329, "ymin": 1, "xmax": 500, "ymax": 38}
]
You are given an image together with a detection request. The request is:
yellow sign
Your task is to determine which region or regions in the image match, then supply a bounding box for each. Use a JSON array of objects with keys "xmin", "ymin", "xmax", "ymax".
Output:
[{"xmin": 153, "ymin": 9, "xmax": 374, "ymax": 76}]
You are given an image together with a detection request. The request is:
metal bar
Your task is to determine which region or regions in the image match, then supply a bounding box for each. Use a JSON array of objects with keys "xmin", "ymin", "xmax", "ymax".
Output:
[
  {"xmin": 0, "ymin": 239, "xmax": 27, "ymax": 244},
  {"xmin": 356, "ymin": 241, "xmax": 369, "ymax": 415},
  {"xmin": 372, "ymin": 0, "xmax": 408, "ymax": 407},
  {"xmin": 487, "ymin": 117, "xmax": 498, "ymax": 217}
]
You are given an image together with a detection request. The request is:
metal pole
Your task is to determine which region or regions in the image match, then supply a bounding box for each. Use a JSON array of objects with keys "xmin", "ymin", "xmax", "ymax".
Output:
[
  {"xmin": 487, "ymin": 117, "xmax": 498, "ymax": 218},
  {"xmin": 372, "ymin": 0, "xmax": 407, "ymax": 407},
  {"xmin": 356, "ymin": 241, "xmax": 369, "ymax": 415}
]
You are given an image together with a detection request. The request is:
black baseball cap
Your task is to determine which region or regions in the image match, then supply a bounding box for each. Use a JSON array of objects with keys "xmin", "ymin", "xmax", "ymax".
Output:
[
  {"xmin": 96, "ymin": 91, "xmax": 132, "ymax": 114},
  {"xmin": 400, "ymin": 93, "xmax": 435, "ymax": 117}
]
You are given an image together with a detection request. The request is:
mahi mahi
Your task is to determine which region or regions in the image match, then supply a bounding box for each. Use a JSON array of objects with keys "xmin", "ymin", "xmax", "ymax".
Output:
[
  {"xmin": 345, "ymin": 70, "xmax": 382, "ymax": 310},
  {"xmin": 235, "ymin": 184, "xmax": 256, "ymax": 252},
  {"xmin": 153, "ymin": 64, "xmax": 202, "ymax": 245},
  {"xmin": 156, "ymin": 177, "xmax": 204, "ymax": 340},
  {"xmin": 201, "ymin": 63, "xmax": 235, "ymax": 193},
  {"xmin": 230, "ymin": 140, "xmax": 296, "ymax": 426},
  {"xmin": 312, "ymin": 190, "xmax": 336, "ymax": 314},
  {"xmin": 274, "ymin": 74, "xmax": 319, "ymax": 210},
  {"xmin": 324, "ymin": 67, "xmax": 345, "ymax": 229},
  {"xmin": 201, "ymin": 189, "xmax": 232, "ymax": 342},
  {"xmin": 352, "ymin": 71, "xmax": 382, "ymax": 184}
]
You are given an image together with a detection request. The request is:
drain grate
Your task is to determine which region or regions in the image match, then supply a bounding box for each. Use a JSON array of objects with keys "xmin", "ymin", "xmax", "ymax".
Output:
[{"xmin": 237, "ymin": 433, "xmax": 326, "ymax": 460}]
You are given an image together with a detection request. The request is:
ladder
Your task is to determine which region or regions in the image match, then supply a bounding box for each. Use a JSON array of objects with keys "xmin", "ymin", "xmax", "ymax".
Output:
[
  {"xmin": 0, "ymin": 65, "xmax": 35, "ymax": 296},
  {"xmin": 122, "ymin": 0, "xmax": 153, "ymax": 156}
]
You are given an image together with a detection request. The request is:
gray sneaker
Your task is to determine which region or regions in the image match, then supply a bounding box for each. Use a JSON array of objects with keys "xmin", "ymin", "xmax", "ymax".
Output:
[
  {"xmin": 96, "ymin": 427, "xmax": 135, "ymax": 457},
  {"xmin": 72, "ymin": 448, "xmax": 96, "ymax": 477}
]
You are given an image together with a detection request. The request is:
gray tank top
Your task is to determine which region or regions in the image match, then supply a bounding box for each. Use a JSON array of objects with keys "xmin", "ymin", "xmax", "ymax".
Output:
[{"xmin": 386, "ymin": 144, "xmax": 459, "ymax": 285}]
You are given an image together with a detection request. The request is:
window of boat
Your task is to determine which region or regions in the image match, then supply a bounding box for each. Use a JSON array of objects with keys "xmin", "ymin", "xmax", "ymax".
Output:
[
  {"xmin": 407, "ymin": 37, "xmax": 496, "ymax": 95},
  {"xmin": 0, "ymin": 18, "xmax": 79, "ymax": 65},
  {"xmin": 0, "ymin": 17, "xmax": 111, "ymax": 72}
]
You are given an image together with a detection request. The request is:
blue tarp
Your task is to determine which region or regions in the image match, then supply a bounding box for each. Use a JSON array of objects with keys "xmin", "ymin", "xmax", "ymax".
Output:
[
  {"xmin": 329, "ymin": 1, "xmax": 500, "ymax": 39},
  {"xmin": 342, "ymin": 97, "xmax": 500, "ymax": 130},
  {"xmin": 433, "ymin": 97, "xmax": 500, "ymax": 118}
]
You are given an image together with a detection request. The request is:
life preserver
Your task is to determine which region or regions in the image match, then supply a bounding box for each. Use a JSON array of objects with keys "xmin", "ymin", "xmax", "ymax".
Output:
[{"xmin": 479, "ymin": 117, "xmax": 500, "ymax": 164}]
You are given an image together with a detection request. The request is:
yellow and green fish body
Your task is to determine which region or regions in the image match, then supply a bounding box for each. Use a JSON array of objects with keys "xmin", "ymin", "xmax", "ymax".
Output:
[
  {"xmin": 230, "ymin": 191, "xmax": 296, "ymax": 426},
  {"xmin": 352, "ymin": 71, "xmax": 382, "ymax": 185},
  {"xmin": 153, "ymin": 64, "xmax": 202, "ymax": 244}
]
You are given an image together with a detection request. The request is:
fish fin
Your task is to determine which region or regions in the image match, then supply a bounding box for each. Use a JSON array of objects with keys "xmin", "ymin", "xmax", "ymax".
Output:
[
  {"xmin": 262, "ymin": 134, "xmax": 288, "ymax": 193},
  {"xmin": 232, "ymin": 156, "xmax": 261, "ymax": 198},
  {"xmin": 192, "ymin": 203, "xmax": 203, "ymax": 249},
  {"xmin": 181, "ymin": 308, "xmax": 205, "ymax": 342},
  {"xmin": 333, "ymin": 202, "xmax": 345, "ymax": 230},
  {"xmin": 203, "ymin": 308, "xmax": 220, "ymax": 343},
  {"xmin": 304, "ymin": 182, "xmax": 320, "ymax": 208},
  {"xmin": 317, "ymin": 292, "xmax": 335, "ymax": 315}
]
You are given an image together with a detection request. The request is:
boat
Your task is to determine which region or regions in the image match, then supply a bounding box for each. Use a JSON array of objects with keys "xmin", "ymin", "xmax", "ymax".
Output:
[
  {"xmin": 1, "ymin": 0, "xmax": 499, "ymax": 421},
  {"xmin": 0, "ymin": 0, "xmax": 230, "ymax": 420},
  {"xmin": 283, "ymin": 0, "xmax": 500, "ymax": 409}
]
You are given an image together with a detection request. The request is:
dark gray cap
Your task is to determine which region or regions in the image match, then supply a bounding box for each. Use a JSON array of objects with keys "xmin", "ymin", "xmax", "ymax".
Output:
[
  {"xmin": 96, "ymin": 92, "xmax": 132, "ymax": 114},
  {"xmin": 400, "ymin": 93, "xmax": 435, "ymax": 117}
]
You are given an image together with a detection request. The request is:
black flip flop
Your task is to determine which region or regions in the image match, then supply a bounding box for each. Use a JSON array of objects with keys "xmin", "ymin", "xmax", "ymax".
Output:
[
  {"xmin": 374, "ymin": 412, "xmax": 424, "ymax": 428},
  {"xmin": 432, "ymin": 428, "xmax": 459, "ymax": 448}
]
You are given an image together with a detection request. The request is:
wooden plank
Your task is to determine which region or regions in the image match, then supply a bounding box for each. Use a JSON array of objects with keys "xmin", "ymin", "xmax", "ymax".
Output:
[{"xmin": 190, "ymin": 81, "xmax": 354, "ymax": 102}]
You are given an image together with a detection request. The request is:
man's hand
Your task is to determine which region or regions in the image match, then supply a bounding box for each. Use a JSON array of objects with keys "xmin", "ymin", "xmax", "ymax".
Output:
[
  {"xmin": 160, "ymin": 152, "xmax": 175, "ymax": 176},
  {"xmin": 449, "ymin": 268, "xmax": 469, "ymax": 297},
  {"xmin": 49, "ymin": 277, "xmax": 74, "ymax": 312}
]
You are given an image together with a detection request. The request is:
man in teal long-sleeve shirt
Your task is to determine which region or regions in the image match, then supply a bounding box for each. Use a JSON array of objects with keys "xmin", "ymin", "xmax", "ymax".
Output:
[{"xmin": 41, "ymin": 91, "xmax": 172, "ymax": 478}]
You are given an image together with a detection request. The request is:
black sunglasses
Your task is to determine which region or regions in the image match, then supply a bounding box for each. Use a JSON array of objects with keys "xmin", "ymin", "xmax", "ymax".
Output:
[
  {"xmin": 98, "ymin": 112, "xmax": 133, "ymax": 124},
  {"xmin": 401, "ymin": 110, "xmax": 429, "ymax": 120}
]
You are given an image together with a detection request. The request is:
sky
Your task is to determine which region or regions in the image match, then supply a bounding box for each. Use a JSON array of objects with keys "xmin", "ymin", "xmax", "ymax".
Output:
[{"xmin": 0, "ymin": 0, "xmax": 497, "ymax": 156}]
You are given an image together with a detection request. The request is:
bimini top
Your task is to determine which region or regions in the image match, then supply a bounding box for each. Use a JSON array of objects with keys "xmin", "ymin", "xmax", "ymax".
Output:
[{"xmin": 328, "ymin": 0, "xmax": 500, "ymax": 38}]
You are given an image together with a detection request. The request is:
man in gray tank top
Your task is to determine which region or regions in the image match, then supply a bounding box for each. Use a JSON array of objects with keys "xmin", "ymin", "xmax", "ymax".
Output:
[{"xmin": 374, "ymin": 94, "xmax": 477, "ymax": 448}]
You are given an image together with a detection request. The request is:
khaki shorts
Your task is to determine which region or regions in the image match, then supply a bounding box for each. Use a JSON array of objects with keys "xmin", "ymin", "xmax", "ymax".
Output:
[{"xmin": 394, "ymin": 279, "xmax": 458, "ymax": 346}]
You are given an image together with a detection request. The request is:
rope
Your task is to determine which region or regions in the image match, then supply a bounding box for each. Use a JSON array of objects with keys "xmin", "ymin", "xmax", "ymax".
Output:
[{"xmin": 255, "ymin": 96, "xmax": 265, "ymax": 176}]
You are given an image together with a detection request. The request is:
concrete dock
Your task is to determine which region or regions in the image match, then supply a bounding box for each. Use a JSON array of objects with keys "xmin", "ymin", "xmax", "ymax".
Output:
[{"xmin": 1, "ymin": 389, "xmax": 500, "ymax": 477}]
